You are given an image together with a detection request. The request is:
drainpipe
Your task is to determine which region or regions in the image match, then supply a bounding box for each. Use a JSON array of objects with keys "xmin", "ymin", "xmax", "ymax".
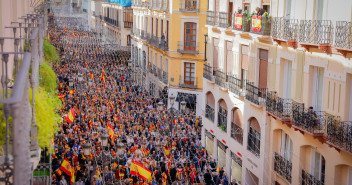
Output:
[{"xmin": 204, "ymin": 33, "xmax": 208, "ymax": 61}]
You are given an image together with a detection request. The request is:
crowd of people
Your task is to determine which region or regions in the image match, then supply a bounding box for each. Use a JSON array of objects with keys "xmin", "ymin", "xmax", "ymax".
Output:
[{"xmin": 49, "ymin": 16, "xmax": 241, "ymax": 185}]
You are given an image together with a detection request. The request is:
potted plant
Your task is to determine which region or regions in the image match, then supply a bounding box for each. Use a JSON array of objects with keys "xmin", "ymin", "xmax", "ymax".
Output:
[
  {"xmin": 220, "ymin": 125, "xmax": 226, "ymax": 132},
  {"xmin": 261, "ymin": 12, "xmax": 271, "ymax": 35},
  {"xmin": 242, "ymin": 10, "xmax": 251, "ymax": 32}
]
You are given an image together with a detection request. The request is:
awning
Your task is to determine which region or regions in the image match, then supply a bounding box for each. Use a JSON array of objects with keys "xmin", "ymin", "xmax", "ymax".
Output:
[{"xmin": 176, "ymin": 92, "xmax": 196, "ymax": 104}]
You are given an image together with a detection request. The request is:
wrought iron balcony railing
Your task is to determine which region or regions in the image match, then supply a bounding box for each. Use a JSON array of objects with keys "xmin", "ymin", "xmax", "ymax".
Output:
[
  {"xmin": 219, "ymin": 12, "xmax": 229, "ymax": 28},
  {"xmin": 233, "ymin": 13, "xmax": 251, "ymax": 32},
  {"xmin": 299, "ymin": 20, "xmax": 333, "ymax": 45},
  {"xmin": 159, "ymin": 37, "xmax": 168, "ymax": 51},
  {"xmin": 335, "ymin": 21, "xmax": 352, "ymax": 50},
  {"xmin": 179, "ymin": 75, "xmax": 198, "ymax": 89},
  {"xmin": 141, "ymin": 30, "xmax": 145, "ymax": 39},
  {"xmin": 266, "ymin": 91, "xmax": 292, "ymax": 120},
  {"xmin": 207, "ymin": 11, "xmax": 215, "ymax": 25},
  {"xmin": 205, "ymin": 104, "xmax": 215, "ymax": 122},
  {"xmin": 162, "ymin": 71, "xmax": 168, "ymax": 84},
  {"xmin": 249, "ymin": 15, "xmax": 271, "ymax": 36},
  {"xmin": 327, "ymin": 120, "xmax": 352, "ymax": 154},
  {"xmin": 161, "ymin": 0, "xmax": 168, "ymax": 11},
  {"xmin": 104, "ymin": 16, "xmax": 119, "ymax": 27},
  {"xmin": 203, "ymin": 63, "xmax": 213, "ymax": 81},
  {"xmin": 274, "ymin": 152, "xmax": 292, "ymax": 183},
  {"xmin": 177, "ymin": 41, "xmax": 199, "ymax": 54},
  {"xmin": 179, "ymin": 0, "xmax": 199, "ymax": 12},
  {"xmin": 217, "ymin": 107, "xmax": 227, "ymax": 132},
  {"xmin": 151, "ymin": 35, "xmax": 160, "ymax": 47},
  {"xmin": 301, "ymin": 169, "xmax": 324, "ymax": 185},
  {"xmin": 271, "ymin": 17, "xmax": 299, "ymax": 41},
  {"xmin": 292, "ymin": 101, "xmax": 335, "ymax": 135},
  {"xmin": 214, "ymin": 69, "xmax": 227, "ymax": 89},
  {"xmin": 158, "ymin": 68, "xmax": 162, "ymax": 80},
  {"xmin": 146, "ymin": 33, "xmax": 152, "ymax": 43},
  {"xmin": 231, "ymin": 121, "xmax": 243, "ymax": 145},
  {"xmin": 152, "ymin": 65, "xmax": 157, "ymax": 76},
  {"xmin": 228, "ymin": 75, "xmax": 246, "ymax": 97},
  {"xmin": 245, "ymin": 82, "xmax": 267, "ymax": 106}
]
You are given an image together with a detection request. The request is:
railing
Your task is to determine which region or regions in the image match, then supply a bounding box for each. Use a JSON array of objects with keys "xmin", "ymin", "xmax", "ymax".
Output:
[
  {"xmin": 249, "ymin": 15, "xmax": 271, "ymax": 35},
  {"xmin": 228, "ymin": 75, "xmax": 246, "ymax": 97},
  {"xmin": 207, "ymin": 11, "xmax": 215, "ymax": 25},
  {"xmin": 123, "ymin": 8, "xmax": 133, "ymax": 28},
  {"xmin": 159, "ymin": 37, "xmax": 168, "ymax": 50},
  {"xmin": 203, "ymin": 63, "xmax": 213, "ymax": 81},
  {"xmin": 177, "ymin": 41, "xmax": 199, "ymax": 54},
  {"xmin": 301, "ymin": 169, "xmax": 324, "ymax": 185},
  {"xmin": 161, "ymin": 0, "xmax": 168, "ymax": 11},
  {"xmin": 233, "ymin": 13, "xmax": 251, "ymax": 32},
  {"xmin": 146, "ymin": 33, "xmax": 152, "ymax": 43},
  {"xmin": 266, "ymin": 91, "xmax": 292, "ymax": 120},
  {"xmin": 335, "ymin": 21, "xmax": 352, "ymax": 50},
  {"xmin": 231, "ymin": 122, "xmax": 243, "ymax": 145},
  {"xmin": 152, "ymin": 65, "xmax": 157, "ymax": 76},
  {"xmin": 162, "ymin": 71, "xmax": 168, "ymax": 84},
  {"xmin": 292, "ymin": 101, "xmax": 335, "ymax": 135},
  {"xmin": 299, "ymin": 20, "xmax": 333, "ymax": 45},
  {"xmin": 141, "ymin": 30, "xmax": 145, "ymax": 39},
  {"xmin": 214, "ymin": 69, "xmax": 227, "ymax": 88},
  {"xmin": 219, "ymin": 12, "xmax": 229, "ymax": 28},
  {"xmin": 217, "ymin": 107, "xmax": 227, "ymax": 132},
  {"xmin": 148, "ymin": 63, "xmax": 153, "ymax": 73},
  {"xmin": 151, "ymin": 35, "xmax": 160, "ymax": 47},
  {"xmin": 152, "ymin": 0, "xmax": 161, "ymax": 10},
  {"xmin": 271, "ymin": 17, "xmax": 299, "ymax": 41},
  {"xmin": 104, "ymin": 16, "xmax": 118, "ymax": 27},
  {"xmin": 247, "ymin": 128, "xmax": 260, "ymax": 157},
  {"xmin": 274, "ymin": 152, "xmax": 292, "ymax": 183},
  {"xmin": 205, "ymin": 104, "xmax": 215, "ymax": 122},
  {"xmin": 245, "ymin": 82, "xmax": 267, "ymax": 106},
  {"xmin": 179, "ymin": 75, "xmax": 198, "ymax": 89},
  {"xmin": 327, "ymin": 121, "xmax": 352, "ymax": 153},
  {"xmin": 179, "ymin": 0, "xmax": 199, "ymax": 12},
  {"xmin": 158, "ymin": 68, "xmax": 162, "ymax": 80}
]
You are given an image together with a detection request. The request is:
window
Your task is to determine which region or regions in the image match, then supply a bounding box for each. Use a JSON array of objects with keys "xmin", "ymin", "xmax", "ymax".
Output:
[
  {"xmin": 312, "ymin": 67, "xmax": 324, "ymax": 111},
  {"xmin": 241, "ymin": 45, "xmax": 249, "ymax": 89},
  {"xmin": 218, "ymin": 100, "xmax": 228, "ymax": 132},
  {"xmin": 312, "ymin": 151, "xmax": 325, "ymax": 183},
  {"xmin": 156, "ymin": 19, "xmax": 158, "ymax": 36},
  {"xmin": 247, "ymin": 118, "xmax": 260, "ymax": 157},
  {"xmin": 280, "ymin": 131, "xmax": 293, "ymax": 162},
  {"xmin": 282, "ymin": 59, "xmax": 292, "ymax": 99},
  {"xmin": 185, "ymin": 0, "xmax": 197, "ymax": 9},
  {"xmin": 151, "ymin": 18, "xmax": 154, "ymax": 34},
  {"xmin": 184, "ymin": 22, "xmax": 196, "ymax": 51},
  {"xmin": 217, "ymin": 141, "xmax": 227, "ymax": 169},
  {"xmin": 184, "ymin": 62, "xmax": 195, "ymax": 85},
  {"xmin": 259, "ymin": 49, "xmax": 268, "ymax": 89}
]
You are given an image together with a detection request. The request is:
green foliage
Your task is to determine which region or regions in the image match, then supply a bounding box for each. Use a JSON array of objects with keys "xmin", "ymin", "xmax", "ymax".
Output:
[
  {"xmin": 0, "ymin": 104, "xmax": 12, "ymax": 153},
  {"xmin": 243, "ymin": 10, "xmax": 251, "ymax": 21},
  {"xmin": 220, "ymin": 125, "xmax": 226, "ymax": 132},
  {"xmin": 39, "ymin": 62, "xmax": 58, "ymax": 93},
  {"xmin": 43, "ymin": 39, "xmax": 59, "ymax": 63},
  {"xmin": 29, "ymin": 87, "xmax": 61, "ymax": 149}
]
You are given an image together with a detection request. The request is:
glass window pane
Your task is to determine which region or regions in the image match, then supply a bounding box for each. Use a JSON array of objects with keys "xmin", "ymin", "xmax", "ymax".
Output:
[
  {"xmin": 191, "ymin": 36, "xmax": 196, "ymax": 41},
  {"xmin": 185, "ymin": 76, "xmax": 190, "ymax": 81},
  {"xmin": 192, "ymin": 23, "xmax": 196, "ymax": 28},
  {"xmin": 186, "ymin": 35, "xmax": 190, "ymax": 41},
  {"xmin": 191, "ymin": 41, "xmax": 196, "ymax": 47},
  {"xmin": 191, "ymin": 73, "xmax": 195, "ymax": 77},
  {"xmin": 192, "ymin": 30, "xmax": 197, "ymax": 35},
  {"xmin": 186, "ymin": 29, "xmax": 191, "ymax": 34},
  {"xmin": 185, "ymin": 41, "xmax": 190, "ymax": 46},
  {"xmin": 185, "ymin": 23, "xmax": 190, "ymax": 28}
]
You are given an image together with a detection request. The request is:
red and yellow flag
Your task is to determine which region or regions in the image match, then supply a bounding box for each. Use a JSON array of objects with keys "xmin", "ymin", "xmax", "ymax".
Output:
[
  {"xmin": 90, "ymin": 72, "xmax": 94, "ymax": 80},
  {"xmin": 66, "ymin": 108, "xmax": 75, "ymax": 123},
  {"xmin": 130, "ymin": 160, "xmax": 152, "ymax": 181},
  {"xmin": 164, "ymin": 146, "xmax": 170, "ymax": 158},
  {"xmin": 70, "ymin": 168, "xmax": 75, "ymax": 184},
  {"xmin": 58, "ymin": 94, "xmax": 65, "ymax": 100},
  {"xmin": 107, "ymin": 123, "xmax": 115, "ymax": 141},
  {"xmin": 55, "ymin": 168, "xmax": 63, "ymax": 176},
  {"xmin": 59, "ymin": 158, "xmax": 73, "ymax": 176}
]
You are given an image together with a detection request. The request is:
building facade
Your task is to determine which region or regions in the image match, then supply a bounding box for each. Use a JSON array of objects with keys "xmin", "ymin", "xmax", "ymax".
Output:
[
  {"xmin": 130, "ymin": 0, "xmax": 207, "ymax": 115},
  {"xmin": 202, "ymin": 0, "xmax": 352, "ymax": 185}
]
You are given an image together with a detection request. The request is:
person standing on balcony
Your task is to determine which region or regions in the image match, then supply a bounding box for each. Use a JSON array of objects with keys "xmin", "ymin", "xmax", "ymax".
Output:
[{"xmin": 255, "ymin": 7, "xmax": 266, "ymax": 16}]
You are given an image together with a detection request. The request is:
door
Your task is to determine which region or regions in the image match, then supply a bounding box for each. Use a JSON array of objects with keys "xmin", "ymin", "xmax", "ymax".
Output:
[
  {"xmin": 259, "ymin": 49, "xmax": 268, "ymax": 89},
  {"xmin": 184, "ymin": 22, "xmax": 196, "ymax": 51},
  {"xmin": 228, "ymin": 2, "xmax": 233, "ymax": 26},
  {"xmin": 282, "ymin": 60, "xmax": 292, "ymax": 99},
  {"xmin": 241, "ymin": 45, "xmax": 249, "ymax": 89},
  {"xmin": 312, "ymin": 67, "xmax": 324, "ymax": 111},
  {"xmin": 184, "ymin": 62, "xmax": 195, "ymax": 85}
]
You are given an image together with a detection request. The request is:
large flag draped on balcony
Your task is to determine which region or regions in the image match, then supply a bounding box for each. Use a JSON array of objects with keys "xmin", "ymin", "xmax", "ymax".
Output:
[
  {"xmin": 251, "ymin": 15, "xmax": 262, "ymax": 32},
  {"xmin": 106, "ymin": 0, "xmax": 132, "ymax": 6}
]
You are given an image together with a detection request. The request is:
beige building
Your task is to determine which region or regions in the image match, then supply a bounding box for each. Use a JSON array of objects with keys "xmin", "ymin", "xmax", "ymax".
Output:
[{"xmin": 202, "ymin": 0, "xmax": 352, "ymax": 185}]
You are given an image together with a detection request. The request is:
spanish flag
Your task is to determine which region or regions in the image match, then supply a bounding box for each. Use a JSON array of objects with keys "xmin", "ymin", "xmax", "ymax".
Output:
[
  {"xmin": 69, "ymin": 90, "xmax": 74, "ymax": 95},
  {"xmin": 130, "ymin": 160, "xmax": 152, "ymax": 181},
  {"xmin": 164, "ymin": 146, "xmax": 170, "ymax": 158},
  {"xmin": 58, "ymin": 94, "xmax": 65, "ymax": 100},
  {"xmin": 90, "ymin": 72, "xmax": 94, "ymax": 80},
  {"xmin": 59, "ymin": 158, "xmax": 73, "ymax": 176},
  {"xmin": 66, "ymin": 108, "xmax": 75, "ymax": 123},
  {"xmin": 55, "ymin": 168, "xmax": 63, "ymax": 176},
  {"xmin": 70, "ymin": 168, "xmax": 75, "ymax": 184},
  {"xmin": 107, "ymin": 123, "xmax": 115, "ymax": 141},
  {"xmin": 100, "ymin": 73, "xmax": 105, "ymax": 84}
]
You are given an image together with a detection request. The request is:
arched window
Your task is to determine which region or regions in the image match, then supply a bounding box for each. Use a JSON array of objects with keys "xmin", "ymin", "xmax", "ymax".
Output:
[
  {"xmin": 205, "ymin": 92, "xmax": 215, "ymax": 122},
  {"xmin": 247, "ymin": 117, "xmax": 260, "ymax": 157},
  {"xmin": 217, "ymin": 99, "xmax": 227, "ymax": 132}
]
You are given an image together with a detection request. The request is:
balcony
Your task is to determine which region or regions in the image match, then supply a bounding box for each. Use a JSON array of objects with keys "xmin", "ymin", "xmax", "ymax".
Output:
[
  {"xmin": 159, "ymin": 37, "xmax": 168, "ymax": 51},
  {"xmin": 271, "ymin": 17, "xmax": 299, "ymax": 48},
  {"xmin": 206, "ymin": 11, "xmax": 215, "ymax": 25},
  {"xmin": 161, "ymin": 0, "xmax": 168, "ymax": 11},
  {"xmin": 233, "ymin": 13, "xmax": 251, "ymax": 32},
  {"xmin": 301, "ymin": 169, "xmax": 324, "ymax": 185},
  {"xmin": 292, "ymin": 101, "xmax": 335, "ymax": 135},
  {"xmin": 124, "ymin": 20, "xmax": 133, "ymax": 28},
  {"xmin": 274, "ymin": 152, "xmax": 292, "ymax": 183},
  {"xmin": 250, "ymin": 15, "xmax": 271, "ymax": 36},
  {"xmin": 231, "ymin": 121, "xmax": 243, "ymax": 145},
  {"xmin": 148, "ymin": 64, "xmax": 153, "ymax": 73},
  {"xmin": 205, "ymin": 104, "xmax": 215, "ymax": 122},
  {"xmin": 217, "ymin": 107, "xmax": 227, "ymax": 132},
  {"xmin": 158, "ymin": 68, "xmax": 162, "ymax": 80},
  {"xmin": 177, "ymin": 41, "xmax": 199, "ymax": 54},
  {"xmin": 179, "ymin": 0, "xmax": 199, "ymax": 12},
  {"xmin": 104, "ymin": 16, "xmax": 118, "ymax": 27},
  {"xmin": 219, "ymin": 12, "xmax": 229, "ymax": 28},
  {"xmin": 146, "ymin": 33, "xmax": 152, "ymax": 43},
  {"xmin": 214, "ymin": 69, "xmax": 227, "ymax": 89},
  {"xmin": 152, "ymin": 65, "xmax": 157, "ymax": 76},
  {"xmin": 151, "ymin": 35, "xmax": 160, "ymax": 47},
  {"xmin": 141, "ymin": 30, "xmax": 145, "ymax": 39},
  {"xmin": 335, "ymin": 21, "xmax": 352, "ymax": 57},
  {"xmin": 228, "ymin": 75, "xmax": 246, "ymax": 97},
  {"xmin": 245, "ymin": 82, "xmax": 267, "ymax": 106},
  {"xmin": 299, "ymin": 20, "xmax": 333, "ymax": 52},
  {"xmin": 203, "ymin": 63, "xmax": 213, "ymax": 81},
  {"xmin": 162, "ymin": 71, "xmax": 168, "ymax": 84},
  {"xmin": 179, "ymin": 75, "xmax": 198, "ymax": 89},
  {"xmin": 266, "ymin": 91, "xmax": 292, "ymax": 121},
  {"xmin": 327, "ymin": 121, "xmax": 352, "ymax": 154}
]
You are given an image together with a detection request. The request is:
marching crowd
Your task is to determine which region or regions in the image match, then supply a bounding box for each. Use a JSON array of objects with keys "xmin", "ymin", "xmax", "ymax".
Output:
[{"xmin": 49, "ymin": 17, "xmax": 241, "ymax": 185}]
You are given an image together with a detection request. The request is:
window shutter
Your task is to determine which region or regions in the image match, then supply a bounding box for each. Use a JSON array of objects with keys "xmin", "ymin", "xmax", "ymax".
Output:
[
  {"xmin": 226, "ymin": 42, "xmax": 233, "ymax": 74},
  {"xmin": 259, "ymin": 59, "xmax": 268, "ymax": 89},
  {"xmin": 213, "ymin": 38, "xmax": 219, "ymax": 69}
]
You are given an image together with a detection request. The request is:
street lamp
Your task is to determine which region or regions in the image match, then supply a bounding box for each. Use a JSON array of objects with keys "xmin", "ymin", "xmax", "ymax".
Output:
[
  {"xmin": 83, "ymin": 142, "xmax": 91, "ymax": 156},
  {"xmin": 78, "ymin": 73, "xmax": 83, "ymax": 82},
  {"xmin": 69, "ymin": 79, "xmax": 74, "ymax": 87},
  {"xmin": 180, "ymin": 101, "xmax": 186, "ymax": 113},
  {"xmin": 169, "ymin": 94, "xmax": 175, "ymax": 107},
  {"xmin": 88, "ymin": 79, "xmax": 93, "ymax": 86},
  {"xmin": 101, "ymin": 133, "xmax": 109, "ymax": 147},
  {"xmin": 157, "ymin": 101, "xmax": 164, "ymax": 112}
]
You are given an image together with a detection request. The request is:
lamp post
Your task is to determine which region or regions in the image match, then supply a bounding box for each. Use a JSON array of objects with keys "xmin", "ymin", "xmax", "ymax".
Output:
[
  {"xmin": 69, "ymin": 78, "xmax": 74, "ymax": 87},
  {"xmin": 83, "ymin": 142, "xmax": 91, "ymax": 156},
  {"xmin": 101, "ymin": 133, "xmax": 109, "ymax": 147}
]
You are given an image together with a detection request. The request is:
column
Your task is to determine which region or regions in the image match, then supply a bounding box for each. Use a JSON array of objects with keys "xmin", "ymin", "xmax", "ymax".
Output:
[
  {"xmin": 213, "ymin": 138, "xmax": 218, "ymax": 161},
  {"xmin": 225, "ymin": 148, "xmax": 231, "ymax": 178}
]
